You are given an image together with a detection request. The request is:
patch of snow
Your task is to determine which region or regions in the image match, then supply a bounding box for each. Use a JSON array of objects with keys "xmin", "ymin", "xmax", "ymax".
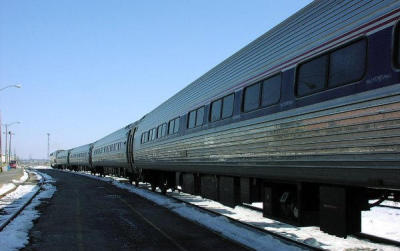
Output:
[
  {"xmin": 0, "ymin": 183, "xmax": 56, "ymax": 251},
  {"xmin": 0, "ymin": 171, "xmax": 56, "ymax": 251},
  {"xmin": 0, "ymin": 184, "xmax": 16, "ymax": 197},
  {"xmin": 363, "ymin": 206, "xmax": 400, "ymax": 241},
  {"xmin": 31, "ymin": 166, "xmax": 52, "ymax": 170},
  {"xmin": 0, "ymin": 185, "xmax": 37, "ymax": 211},
  {"xmin": 12, "ymin": 171, "xmax": 28, "ymax": 184},
  {"xmin": 38, "ymin": 172, "xmax": 55, "ymax": 183}
]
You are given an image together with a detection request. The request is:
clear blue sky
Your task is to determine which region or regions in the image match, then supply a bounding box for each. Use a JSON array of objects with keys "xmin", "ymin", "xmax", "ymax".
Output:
[{"xmin": 0, "ymin": 0, "xmax": 312, "ymax": 159}]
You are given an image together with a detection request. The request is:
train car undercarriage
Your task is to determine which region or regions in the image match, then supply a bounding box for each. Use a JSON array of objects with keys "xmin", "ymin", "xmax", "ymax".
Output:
[
  {"xmin": 137, "ymin": 169, "xmax": 400, "ymax": 238},
  {"xmin": 54, "ymin": 163, "xmax": 399, "ymax": 238}
]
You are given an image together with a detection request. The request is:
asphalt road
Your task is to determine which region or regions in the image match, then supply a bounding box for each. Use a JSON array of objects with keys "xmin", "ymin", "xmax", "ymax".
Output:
[{"xmin": 23, "ymin": 170, "xmax": 246, "ymax": 251}]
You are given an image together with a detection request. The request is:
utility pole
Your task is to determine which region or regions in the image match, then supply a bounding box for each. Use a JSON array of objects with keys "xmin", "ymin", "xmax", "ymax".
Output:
[
  {"xmin": 2, "ymin": 121, "xmax": 20, "ymax": 163},
  {"xmin": 0, "ymin": 111, "xmax": 2, "ymax": 164},
  {"xmin": 47, "ymin": 133, "xmax": 50, "ymax": 159},
  {"xmin": 8, "ymin": 131, "xmax": 14, "ymax": 161},
  {"xmin": 4, "ymin": 125, "xmax": 8, "ymax": 163}
]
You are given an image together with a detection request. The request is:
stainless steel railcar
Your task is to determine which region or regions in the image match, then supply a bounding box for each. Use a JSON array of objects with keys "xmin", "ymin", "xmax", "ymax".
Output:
[
  {"xmin": 55, "ymin": 149, "xmax": 69, "ymax": 169},
  {"xmin": 132, "ymin": 0, "xmax": 400, "ymax": 237},
  {"xmin": 91, "ymin": 123, "xmax": 135, "ymax": 176},
  {"xmin": 57, "ymin": 0, "xmax": 400, "ymax": 237},
  {"xmin": 49, "ymin": 150, "xmax": 62, "ymax": 168},
  {"xmin": 69, "ymin": 144, "xmax": 92, "ymax": 171}
]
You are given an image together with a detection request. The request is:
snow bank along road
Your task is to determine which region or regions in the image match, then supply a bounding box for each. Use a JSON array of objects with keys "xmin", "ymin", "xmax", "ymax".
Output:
[
  {"xmin": 23, "ymin": 170, "xmax": 253, "ymax": 251},
  {"xmin": 0, "ymin": 170, "xmax": 56, "ymax": 250},
  {"xmin": 0, "ymin": 168, "xmax": 27, "ymax": 196}
]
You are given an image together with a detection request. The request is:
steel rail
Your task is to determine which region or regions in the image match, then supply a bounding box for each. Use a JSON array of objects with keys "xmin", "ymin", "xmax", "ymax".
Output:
[
  {"xmin": 0, "ymin": 169, "xmax": 29, "ymax": 199},
  {"xmin": 354, "ymin": 232, "xmax": 400, "ymax": 247},
  {"xmin": 151, "ymin": 188, "xmax": 322, "ymax": 251},
  {"xmin": 0, "ymin": 170, "xmax": 45, "ymax": 232}
]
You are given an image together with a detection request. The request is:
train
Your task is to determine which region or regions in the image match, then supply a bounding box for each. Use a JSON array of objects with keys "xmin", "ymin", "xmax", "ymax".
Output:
[{"xmin": 51, "ymin": 0, "xmax": 400, "ymax": 237}]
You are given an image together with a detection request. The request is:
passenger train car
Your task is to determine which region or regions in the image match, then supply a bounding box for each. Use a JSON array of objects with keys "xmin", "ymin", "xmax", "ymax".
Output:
[
  {"xmin": 69, "ymin": 144, "xmax": 92, "ymax": 172},
  {"xmin": 52, "ymin": 0, "xmax": 400, "ymax": 237}
]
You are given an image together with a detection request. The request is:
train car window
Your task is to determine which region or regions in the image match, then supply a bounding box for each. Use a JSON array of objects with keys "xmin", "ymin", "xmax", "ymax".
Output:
[
  {"xmin": 157, "ymin": 125, "xmax": 163, "ymax": 138},
  {"xmin": 152, "ymin": 128, "xmax": 157, "ymax": 141},
  {"xmin": 297, "ymin": 55, "xmax": 328, "ymax": 96},
  {"xmin": 222, "ymin": 94, "xmax": 234, "ymax": 119},
  {"xmin": 210, "ymin": 99, "xmax": 222, "ymax": 122},
  {"xmin": 262, "ymin": 74, "xmax": 281, "ymax": 107},
  {"xmin": 328, "ymin": 39, "xmax": 366, "ymax": 87},
  {"xmin": 397, "ymin": 24, "xmax": 400, "ymax": 67},
  {"xmin": 149, "ymin": 130, "xmax": 153, "ymax": 141},
  {"xmin": 162, "ymin": 123, "xmax": 167, "ymax": 137},
  {"xmin": 243, "ymin": 83, "xmax": 260, "ymax": 112},
  {"xmin": 168, "ymin": 119, "xmax": 175, "ymax": 135},
  {"xmin": 188, "ymin": 110, "xmax": 196, "ymax": 128},
  {"xmin": 174, "ymin": 117, "xmax": 180, "ymax": 133},
  {"xmin": 196, "ymin": 106, "xmax": 205, "ymax": 126}
]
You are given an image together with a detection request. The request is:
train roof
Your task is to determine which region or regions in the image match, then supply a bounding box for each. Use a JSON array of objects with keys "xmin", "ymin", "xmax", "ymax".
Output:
[
  {"xmin": 138, "ymin": 0, "xmax": 400, "ymax": 131},
  {"xmin": 92, "ymin": 123, "xmax": 134, "ymax": 148},
  {"xmin": 70, "ymin": 143, "xmax": 92, "ymax": 154}
]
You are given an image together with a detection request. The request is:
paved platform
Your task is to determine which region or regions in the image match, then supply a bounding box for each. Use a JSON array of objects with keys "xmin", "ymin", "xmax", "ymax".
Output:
[
  {"xmin": 0, "ymin": 168, "xmax": 23, "ymax": 185},
  {"xmin": 24, "ymin": 170, "xmax": 246, "ymax": 250}
]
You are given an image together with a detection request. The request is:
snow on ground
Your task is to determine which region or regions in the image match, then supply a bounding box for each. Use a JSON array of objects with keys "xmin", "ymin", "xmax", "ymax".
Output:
[
  {"xmin": 63, "ymin": 170, "xmax": 302, "ymax": 250},
  {"xmin": 0, "ymin": 170, "xmax": 56, "ymax": 251},
  {"xmin": 31, "ymin": 166, "xmax": 53, "ymax": 170},
  {"xmin": 36, "ymin": 171, "xmax": 55, "ymax": 183},
  {"xmin": 170, "ymin": 192, "xmax": 400, "ymax": 251},
  {"xmin": 0, "ymin": 184, "xmax": 16, "ymax": 197},
  {"xmin": 63, "ymin": 170, "xmax": 400, "ymax": 251},
  {"xmin": 0, "ymin": 170, "xmax": 29, "ymax": 197},
  {"xmin": 363, "ymin": 206, "xmax": 400, "ymax": 241},
  {"xmin": 12, "ymin": 171, "xmax": 28, "ymax": 184},
  {"xmin": 0, "ymin": 185, "xmax": 38, "ymax": 212}
]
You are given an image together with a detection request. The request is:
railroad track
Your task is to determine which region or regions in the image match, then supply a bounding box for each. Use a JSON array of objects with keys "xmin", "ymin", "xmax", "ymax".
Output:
[
  {"xmin": 375, "ymin": 204, "xmax": 400, "ymax": 210},
  {"xmin": 354, "ymin": 232, "xmax": 400, "ymax": 247},
  {"xmin": 239, "ymin": 189, "xmax": 400, "ymax": 248},
  {"xmin": 0, "ymin": 170, "xmax": 45, "ymax": 232},
  {"xmin": 162, "ymin": 190, "xmax": 323, "ymax": 251},
  {"xmin": 129, "ymin": 183, "xmax": 400, "ymax": 250},
  {"xmin": 0, "ymin": 169, "xmax": 28, "ymax": 199}
]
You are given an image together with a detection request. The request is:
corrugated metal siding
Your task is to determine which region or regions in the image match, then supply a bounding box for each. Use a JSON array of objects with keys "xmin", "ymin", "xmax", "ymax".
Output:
[
  {"xmin": 136, "ymin": 0, "xmax": 400, "ymax": 140},
  {"xmin": 69, "ymin": 144, "xmax": 91, "ymax": 166},
  {"xmin": 92, "ymin": 126, "xmax": 131, "ymax": 168},
  {"xmin": 135, "ymin": 86, "xmax": 400, "ymax": 170},
  {"xmin": 56, "ymin": 150, "xmax": 69, "ymax": 165}
]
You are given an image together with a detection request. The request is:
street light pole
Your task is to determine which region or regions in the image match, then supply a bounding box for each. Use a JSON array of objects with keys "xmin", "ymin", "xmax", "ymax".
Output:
[
  {"xmin": 0, "ymin": 84, "xmax": 21, "ymax": 165},
  {"xmin": 47, "ymin": 133, "xmax": 50, "ymax": 160},
  {"xmin": 1, "ymin": 121, "xmax": 20, "ymax": 163},
  {"xmin": 0, "ymin": 84, "xmax": 22, "ymax": 92},
  {"xmin": 4, "ymin": 124, "xmax": 7, "ymax": 163},
  {"xmin": 8, "ymin": 131, "xmax": 14, "ymax": 162}
]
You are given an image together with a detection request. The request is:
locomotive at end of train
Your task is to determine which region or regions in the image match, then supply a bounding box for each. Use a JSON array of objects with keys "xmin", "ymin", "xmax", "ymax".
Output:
[{"xmin": 51, "ymin": 1, "xmax": 400, "ymax": 238}]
